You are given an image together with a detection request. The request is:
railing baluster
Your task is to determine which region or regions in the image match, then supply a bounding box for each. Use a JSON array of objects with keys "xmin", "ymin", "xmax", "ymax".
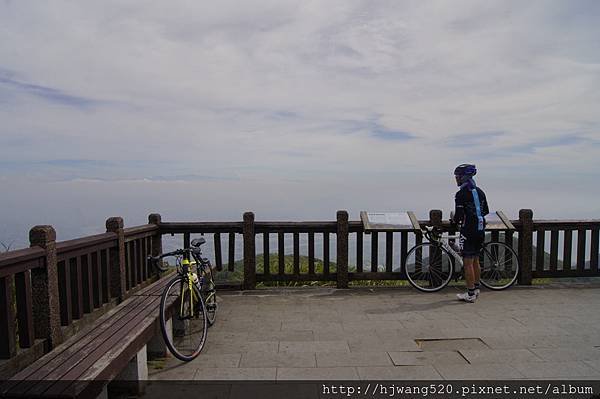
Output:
[
  {"xmin": 124, "ymin": 243, "xmax": 131, "ymax": 290},
  {"xmin": 82, "ymin": 254, "xmax": 93, "ymax": 313},
  {"xmin": 262, "ymin": 233, "xmax": 269, "ymax": 274},
  {"xmin": 356, "ymin": 231, "xmax": 363, "ymax": 273},
  {"xmin": 415, "ymin": 232, "xmax": 423, "ymax": 266},
  {"xmin": 58, "ymin": 260, "xmax": 72, "ymax": 326},
  {"xmin": 140, "ymin": 237, "xmax": 148, "ymax": 282},
  {"xmin": 536, "ymin": 229, "xmax": 545, "ymax": 271},
  {"xmin": 214, "ymin": 233, "xmax": 222, "ymax": 271},
  {"xmin": 14, "ymin": 270, "xmax": 34, "ymax": 348},
  {"xmin": 505, "ymin": 230, "xmax": 514, "ymax": 272},
  {"xmin": 400, "ymin": 231, "xmax": 408, "ymax": 276},
  {"xmin": 92, "ymin": 252, "xmax": 101, "ymax": 308},
  {"xmin": 278, "ymin": 233, "xmax": 285, "ymax": 275},
  {"xmin": 131, "ymin": 240, "xmax": 139, "ymax": 287},
  {"xmin": 385, "ymin": 232, "xmax": 393, "ymax": 273},
  {"xmin": 591, "ymin": 228, "xmax": 599, "ymax": 275},
  {"xmin": 229, "ymin": 232, "xmax": 236, "ymax": 272},
  {"xmin": 491, "ymin": 230, "xmax": 499, "ymax": 245},
  {"xmin": 102, "ymin": 248, "xmax": 111, "ymax": 303},
  {"xmin": 293, "ymin": 233, "xmax": 300, "ymax": 275},
  {"xmin": 577, "ymin": 229, "xmax": 586, "ymax": 273},
  {"xmin": 323, "ymin": 232, "xmax": 330, "ymax": 275},
  {"xmin": 563, "ymin": 229, "xmax": 573, "ymax": 271},
  {"xmin": 0, "ymin": 276, "xmax": 17, "ymax": 359},
  {"xmin": 183, "ymin": 233, "xmax": 190, "ymax": 260},
  {"xmin": 71, "ymin": 257, "xmax": 83, "ymax": 319},
  {"xmin": 550, "ymin": 230, "xmax": 559, "ymax": 273},
  {"xmin": 371, "ymin": 232, "xmax": 378, "ymax": 273},
  {"xmin": 308, "ymin": 232, "xmax": 315, "ymax": 275}
]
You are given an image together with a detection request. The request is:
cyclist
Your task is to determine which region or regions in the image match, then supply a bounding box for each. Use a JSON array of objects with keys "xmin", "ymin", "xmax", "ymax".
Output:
[{"xmin": 452, "ymin": 164, "xmax": 489, "ymax": 303}]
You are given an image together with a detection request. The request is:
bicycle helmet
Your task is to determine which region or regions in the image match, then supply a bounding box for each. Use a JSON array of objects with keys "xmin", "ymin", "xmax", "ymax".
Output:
[
  {"xmin": 454, "ymin": 164, "xmax": 476, "ymax": 177},
  {"xmin": 454, "ymin": 164, "xmax": 477, "ymax": 186}
]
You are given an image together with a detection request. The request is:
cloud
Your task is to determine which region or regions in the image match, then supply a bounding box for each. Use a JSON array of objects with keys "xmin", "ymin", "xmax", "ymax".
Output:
[
  {"xmin": 0, "ymin": 0, "xmax": 599, "ymax": 225},
  {"xmin": 0, "ymin": 72, "xmax": 102, "ymax": 108},
  {"xmin": 446, "ymin": 131, "xmax": 505, "ymax": 147}
]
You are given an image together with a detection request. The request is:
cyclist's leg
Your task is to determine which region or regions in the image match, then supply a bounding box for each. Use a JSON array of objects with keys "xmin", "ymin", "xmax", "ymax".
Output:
[
  {"xmin": 463, "ymin": 256, "xmax": 475, "ymax": 290},
  {"xmin": 458, "ymin": 232, "xmax": 479, "ymax": 301}
]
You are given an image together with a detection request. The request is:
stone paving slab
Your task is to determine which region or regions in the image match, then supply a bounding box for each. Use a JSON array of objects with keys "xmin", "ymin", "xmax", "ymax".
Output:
[
  {"xmin": 347, "ymin": 337, "xmax": 421, "ymax": 353},
  {"xmin": 279, "ymin": 340, "xmax": 350, "ymax": 353},
  {"xmin": 458, "ymin": 349, "xmax": 544, "ymax": 364},
  {"xmin": 148, "ymin": 284, "xmax": 600, "ymax": 381},
  {"xmin": 434, "ymin": 363, "xmax": 525, "ymax": 379},
  {"xmin": 276, "ymin": 367, "xmax": 359, "ymax": 380},
  {"xmin": 240, "ymin": 352, "xmax": 316, "ymax": 368},
  {"xmin": 316, "ymin": 352, "xmax": 393, "ymax": 367},
  {"xmin": 194, "ymin": 367, "xmax": 277, "ymax": 380},
  {"xmin": 389, "ymin": 351, "xmax": 467, "ymax": 366},
  {"xmin": 356, "ymin": 365, "xmax": 442, "ymax": 380},
  {"xmin": 529, "ymin": 347, "xmax": 600, "ymax": 362},
  {"xmin": 513, "ymin": 361, "xmax": 600, "ymax": 379}
]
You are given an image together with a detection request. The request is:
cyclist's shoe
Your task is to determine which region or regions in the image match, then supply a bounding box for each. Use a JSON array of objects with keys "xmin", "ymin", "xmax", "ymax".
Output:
[
  {"xmin": 474, "ymin": 288, "xmax": 480, "ymax": 297},
  {"xmin": 457, "ymin": 292, "xmax": 477, "ymax": 303}
]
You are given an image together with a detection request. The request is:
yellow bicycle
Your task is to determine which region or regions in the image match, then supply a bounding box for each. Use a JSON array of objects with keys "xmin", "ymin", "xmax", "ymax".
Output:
[{"xmin": 148, "ymin": 238, "xmax": 217, "ymax": 361}]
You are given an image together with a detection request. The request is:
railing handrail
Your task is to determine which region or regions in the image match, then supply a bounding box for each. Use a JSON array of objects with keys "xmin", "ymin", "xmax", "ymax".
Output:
[
  {"xmin": 0, "ymin": 247, "xmax": 45, "ymax": 268},
  {"xmin": 56, "ymin": 232, "xmax": 117, "ymax": 254}
]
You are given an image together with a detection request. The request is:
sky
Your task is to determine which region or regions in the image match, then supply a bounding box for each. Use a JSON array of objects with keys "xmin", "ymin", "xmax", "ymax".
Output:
[{"xmin": 1, "ymin": 0, "xmax": 600, "ymax": 249}]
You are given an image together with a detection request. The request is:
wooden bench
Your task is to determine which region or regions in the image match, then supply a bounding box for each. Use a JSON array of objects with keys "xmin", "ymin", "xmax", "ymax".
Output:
[{"xmin": 0, "ymin": 276, "xmax": 173, "ymax": 399}]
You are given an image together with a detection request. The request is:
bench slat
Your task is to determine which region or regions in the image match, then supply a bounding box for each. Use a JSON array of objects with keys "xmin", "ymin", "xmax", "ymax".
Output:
[
  {"xmin": 42, "ymin": 297, "xmax": 161, "ymax": 397},
  {"xmin": 2, "ymin": 295, "xmax": 149, "ymax": 396}
]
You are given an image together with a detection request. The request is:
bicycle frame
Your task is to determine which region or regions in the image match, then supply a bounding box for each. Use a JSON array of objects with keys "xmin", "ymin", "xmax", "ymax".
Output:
[{"xmin": 423, "ymin": 228, "xmax": 464, "ymax": 272}]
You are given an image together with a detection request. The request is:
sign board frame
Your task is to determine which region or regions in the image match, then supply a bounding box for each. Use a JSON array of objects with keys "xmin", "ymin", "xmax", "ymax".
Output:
[
  {"xmin": 491, "ymin": 210, "xmax": 515, "ymax": 230},
  {"xmin": 360, "ymin": 211, "xmax": 421, "ymax": 232}
]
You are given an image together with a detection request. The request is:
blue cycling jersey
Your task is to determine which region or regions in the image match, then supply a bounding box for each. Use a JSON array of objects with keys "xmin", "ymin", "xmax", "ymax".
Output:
[{"xmin": 453, "ymin": 186, "xmax": 489, "ymax": 235}]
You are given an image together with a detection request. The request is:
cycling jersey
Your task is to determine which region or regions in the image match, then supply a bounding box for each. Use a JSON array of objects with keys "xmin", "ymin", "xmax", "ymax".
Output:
[{"xmin": 453, "ymin": 186, "xmax": 489, "ymax": 235}]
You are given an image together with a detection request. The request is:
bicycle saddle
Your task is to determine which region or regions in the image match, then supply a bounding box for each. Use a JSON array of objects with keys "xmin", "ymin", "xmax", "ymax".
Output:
[{"xmin": 191, "ymin": 237, "xmax": 206, "ymax": 247}]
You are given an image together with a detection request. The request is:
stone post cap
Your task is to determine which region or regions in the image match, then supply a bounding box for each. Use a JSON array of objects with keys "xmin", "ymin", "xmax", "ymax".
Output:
[
  {"xmin": 336, "ymin": 210, "xmax": 348, "ymax": 220},
  {"xmin": 519, "ymin": 209, "xmax": 534, "ymax": 220},
  {"xmin": 106, "ymin": 217, "xmax": 124, "ymax": 232},
  {"xmin": 29, "ymin": 225, "xmax": 56, "ymax": 246},
  {"xmin": 148, "ymin": 213, "xmax": 162, "ymax": 224},
  {"xmin": 429, "ymin": 209, "xmax": 443, "ymax": 219}
]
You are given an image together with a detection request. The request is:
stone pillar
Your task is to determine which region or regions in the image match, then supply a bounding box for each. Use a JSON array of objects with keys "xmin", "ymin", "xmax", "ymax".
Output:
[
  {"xmin": 429, "ymin": 209, "xmax": 443, "ymax": 228},
  {"xmin": 518, "ymin": 209, "xmax": 534, "ymax": 285},
  {"xmin": 148, "ymin": 214, "xmax": 163, "ymax": 276},
  {"xmin": 106, "ymin": 217, "xmax": 127, "ymax": 300},
  {"xmin": 110, "ymin": 344, "xmax": 148, "ymax": 395},
  {"xmin": 29, "ymin": 225, "xmax": 63, "ymax": 349},
  {"xmin": 336, "ymin": 210, "xmax": 349, "ymax": 289},
  {"xmin": 243, "ymin": 212, "xmax": 256, "ymax": 290},
  {"xmin": 147, "ymin": 318, "xmax": 171, "ymax": 359},
  {"xmin": 148, "ymin": 213, "xmax": 162, "ymax": 257}
]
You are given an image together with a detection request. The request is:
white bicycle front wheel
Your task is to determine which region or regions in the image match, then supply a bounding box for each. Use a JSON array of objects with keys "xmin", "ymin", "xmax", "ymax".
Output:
[{"xmin": 404, "ymin": 243, "xmax": 454, "ymax": 292}]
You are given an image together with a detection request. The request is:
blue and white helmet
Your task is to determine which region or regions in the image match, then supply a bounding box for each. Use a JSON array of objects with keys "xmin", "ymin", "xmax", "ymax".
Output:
[
  {"xmin": 454, "ymin": 164, "xmax": 477, "ymax": 177},
  {"xmin": 454, "ymin": 164, "xmax": 476, "ymax": 186}
]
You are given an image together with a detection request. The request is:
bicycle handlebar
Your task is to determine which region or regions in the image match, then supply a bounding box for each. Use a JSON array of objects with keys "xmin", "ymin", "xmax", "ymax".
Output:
[{"xmin": 147, "ymin": 247, "xmax": 202, "ymax": 263}]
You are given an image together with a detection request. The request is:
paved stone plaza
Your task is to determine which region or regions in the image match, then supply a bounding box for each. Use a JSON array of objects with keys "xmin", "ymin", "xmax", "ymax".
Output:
[{"xmin": 149, "ymin": 283, "xmax": 600, "ymax": 380}]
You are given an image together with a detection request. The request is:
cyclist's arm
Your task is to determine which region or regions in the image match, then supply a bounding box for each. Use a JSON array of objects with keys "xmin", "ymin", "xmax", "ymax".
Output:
[
  {"xmin": 480, "ymin": 189, "xmax": 490, "ymax": 216},
  {"xmin": 453, "ymin": 191, "xmax": 465, "ymax": 225}
]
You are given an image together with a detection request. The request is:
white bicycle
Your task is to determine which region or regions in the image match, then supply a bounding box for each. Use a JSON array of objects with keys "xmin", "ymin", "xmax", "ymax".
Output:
[{"xmin": 403, "ymin": 225, "xmax": 519, "ymax": 292}]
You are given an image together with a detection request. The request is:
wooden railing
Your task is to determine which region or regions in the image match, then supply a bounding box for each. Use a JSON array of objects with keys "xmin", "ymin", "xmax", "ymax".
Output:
[
  {"xmin": 1, "ymin": 208, "xmax": 599, "ymax": 378},
  {"xmin": 0, "ymin": 216, "xmax": 162, "ymax": 378}
]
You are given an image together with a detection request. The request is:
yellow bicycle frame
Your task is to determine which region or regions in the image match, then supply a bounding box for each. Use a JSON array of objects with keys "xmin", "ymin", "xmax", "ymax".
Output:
[{"xmin": 179, "ymin": 259, "xmax": 199, "ymax": 317}]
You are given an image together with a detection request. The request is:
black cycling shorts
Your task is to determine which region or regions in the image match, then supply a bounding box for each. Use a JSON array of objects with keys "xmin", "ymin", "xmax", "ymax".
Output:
[{"xmin": 460, "ymin": 231, "xmax": 485, "ymax": 257}]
